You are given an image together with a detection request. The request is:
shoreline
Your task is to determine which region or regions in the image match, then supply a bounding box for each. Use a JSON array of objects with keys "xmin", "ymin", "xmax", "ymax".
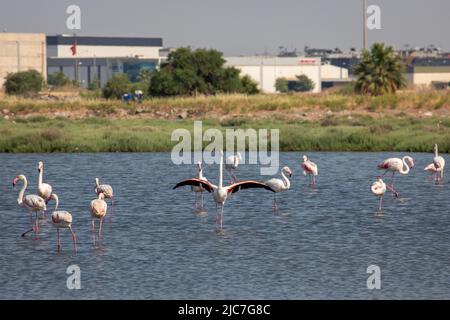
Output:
[{"xmin": 1, "ymin": 91, "xmax": 449, "ymax": 153}]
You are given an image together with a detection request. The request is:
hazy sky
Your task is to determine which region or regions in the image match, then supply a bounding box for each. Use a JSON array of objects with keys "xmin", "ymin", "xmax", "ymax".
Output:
[{"xmin": 0, "ymin": 0, "xmax": 449, "ymax": 55}]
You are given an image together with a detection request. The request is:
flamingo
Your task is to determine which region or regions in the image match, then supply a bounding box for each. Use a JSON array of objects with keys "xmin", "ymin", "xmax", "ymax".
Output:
[
  {"xmin": 265, "ymin": 166, "xmax": 292, "ymax": 210},
  {"xmin": 371, "ymin": 177, "xmax": 387, "ymax": 213},
  {"xmin": 301, "ymin": 155, "xmax": 318, "ymax": 186},
  {"xmin": 37, "ymin": 161, "xmax": 53, "ymax": 218},
  {"xmin": 90, "ymin": 192, "xmax": 107, "ymax": 245},
  {"xmin": 192, "ymin": 161, "xmax": 208, "ymax": 210},
  {"xmin": 12, "ymin": 175, "xmax": 47, "ymax": 240},
  {"xmin": 173, "ymin": 151, "xmax": 275, "ymax": 230},
  {"xmin": 94, "ymin": 178, "xmax": 114, "ymax": 209},
  {"xmin": 424, "ymin": 144, "xmax": 445, "ymax": 182},
  {"xmin": 225, "ymin": 152, "xmax": 242, "ymax": 183},
  {"xmin": 49, "ymin": 194, "xmax": 77, "ymax": 252},
  {"xmin": 377, "ymin": 156, "xmax": 414, "ymax": 197}
]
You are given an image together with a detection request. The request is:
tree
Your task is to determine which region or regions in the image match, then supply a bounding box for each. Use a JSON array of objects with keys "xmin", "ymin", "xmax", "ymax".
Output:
[
  {"xmin": 88, "ymin": 76, "xmax": 100, "ymax": 91},
  {"xmin": 275, "ymin": 77, "xmax": 289, "ymax": 93},
  {"xmin": 354, "ymin": 42, "xmax": 406, "ymax": 96},
  {"xmin": 4, "ymin": 70, "xmax": 44, "ymax": 95},
  {"xmin": 102, "ymin": 73, "xmax": 131, "ymax": 99},
  {"xmin": 241, "ymin": 75, "xmax": 259, "ymax": 94},
  {"xmin": 292, "ymin": 74, "xmax": 315, "ymax": 92},
  {"xmin": 47, "ymin": 71, "xmax": 71, "ymax": 87},
  {"xmin": 148, "ymin": 47, "xmax": 259, "ymax": 96},
  {"xmin": 137, "ymin": 69, "xmax": 152, "ymax": 83}
]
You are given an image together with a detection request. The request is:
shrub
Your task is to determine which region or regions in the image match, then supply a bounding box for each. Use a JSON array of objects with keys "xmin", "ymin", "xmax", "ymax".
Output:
[
  {"xmin": 102, "ymin": 73, "xmax": 131, "ymax": 99},
  {"xmin": 47, "ymin": 72, "xmax": 71, "ymax": 87},
  {"xmin": 291, "ymin": 74, "xmax": 315, "ymax": 92},
  {"xmin": 275, "ymin": 78, "xmax": 289, "ymax": 93},
  {"xmin": 4, "ymin": 70, "xmax": 44, "ymax": 95}
]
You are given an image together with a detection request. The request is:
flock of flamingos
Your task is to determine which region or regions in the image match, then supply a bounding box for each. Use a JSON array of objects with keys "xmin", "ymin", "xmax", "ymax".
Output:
[{"xmin": 12, "ymin": 145, "xmax": 445, "ymax": 252}]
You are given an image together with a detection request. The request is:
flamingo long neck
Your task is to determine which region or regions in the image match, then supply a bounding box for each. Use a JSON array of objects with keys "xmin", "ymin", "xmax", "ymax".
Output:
[
  {"xmin": 219, "ymin": 153, "xmax": 223, "ymax": 188},
  {"xmin": 435, "ymin": 145, "xmax": 438, "ymax": 158},
  {"xmin": 38, "ymin": 167, "xmax": 43, "ymax": 187},
  {"xmin": 198, "ymin": 168, "xmax": 203, "ymax": 180},
  {"xmin": 95, "ymin": 178, "xmax": 100, "ymax": 187},
  {"xmin": 53, "ymin": 195, "xmax": 59, "ymax": 211},
  {"xmin": 400, "ymin": 157, "xmax": 410, "ymax": 174},
  {"xmin": 281, "ymin": 171, "xmax": 290, "ymax": 189},
  {"xmin": 17, "ymin": 176, "xmax": 27, "ymax": 206}
]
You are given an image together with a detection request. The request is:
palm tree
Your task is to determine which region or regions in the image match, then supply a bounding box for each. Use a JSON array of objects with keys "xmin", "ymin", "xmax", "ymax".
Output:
[{"xmin": 354, "ymin": 43, "xmax": 406, "ymax": 96}]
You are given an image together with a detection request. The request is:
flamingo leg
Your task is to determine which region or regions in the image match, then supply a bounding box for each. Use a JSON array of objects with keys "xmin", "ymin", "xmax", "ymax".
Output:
[
  {"xmin": 92, "ymin": 219, "xmax": 95, "ymax": 245},
  {"xmin": 69, "ymin": 226, "xmax": 77, "ymax": 252},
  {"xmin": 110, "ymin": 197, "xmax": 114, "ymax": 217},
  {"xmin": 232, "ymin": 171, "xmax": 238, "ymax": 183},
  {"xmin": 273, "ymin": 194, "xmax": 278, "ymax": 211},
  {"xmin": 378, "ymin": 196, "xmax": 383, "ymax": 212},
  {"xmin": 42, "ymin": 210, "xmax": 45, "ymax": 219},
  {"xmin": 22, "ymin": 214, "xmax": 34, "ymax": 237},
  {"xmin": 387, "ymin": 172, "xmax": 398, "ymax": 197},
  {"xmin": 200, "ymin": 192, "xmax": 204, "ymax": 209},
  {"xmin": 99, "ymin": 218, "xmax": 103, "ymax": 241},
  {"xmin": 34, "ymin": 211, "xmax": 39, "ymax": 240},
  {"xmin": 57, "ymin": 228, "xmax": 61, "ymax": 251},
  {"xmin": 194, "ymin": 192, "xmax": 197, "ymax": 209},
  {"xmin": 220, "ymin": 204, "xmax": 224, "ymax": 230},
  {"xmin": 215, "ymin": 203, "xmax": 218, "ymax": 227}
]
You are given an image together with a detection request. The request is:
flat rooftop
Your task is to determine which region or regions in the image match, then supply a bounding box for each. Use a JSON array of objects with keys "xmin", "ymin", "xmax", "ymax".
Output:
[{"xmin": 46, "ymin": 35, "xmax": 163, "ymax": 47}]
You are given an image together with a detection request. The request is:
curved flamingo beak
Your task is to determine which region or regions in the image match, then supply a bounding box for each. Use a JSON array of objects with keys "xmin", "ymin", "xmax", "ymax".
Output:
[{"xmin": 12, "ymin": 178, "xmax": 18, "ymax": 187}]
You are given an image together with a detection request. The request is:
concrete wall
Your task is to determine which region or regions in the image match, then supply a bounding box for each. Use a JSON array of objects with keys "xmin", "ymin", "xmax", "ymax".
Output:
[
  {"xmin": 321, "ymin": 64, "xmax": 349, "ymax": 80},
  {"xmin": 412, "ymin": 72, "xmax": 450, "ymax": 86},
  {"xmin": 0, "ymin": 33, "xmax": 47, "ymax": 89}
]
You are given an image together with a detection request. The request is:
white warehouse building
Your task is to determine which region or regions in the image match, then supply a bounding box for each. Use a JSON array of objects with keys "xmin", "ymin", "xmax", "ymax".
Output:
[{"xmin": 225, "ymin": 56, "xmax": 349, "ymax": 93}]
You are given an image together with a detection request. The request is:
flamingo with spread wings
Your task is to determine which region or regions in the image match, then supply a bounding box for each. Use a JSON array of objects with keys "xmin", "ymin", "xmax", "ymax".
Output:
[{"xmin": 173, "ymin": 151, "xmax": 275, "ymax": 229}]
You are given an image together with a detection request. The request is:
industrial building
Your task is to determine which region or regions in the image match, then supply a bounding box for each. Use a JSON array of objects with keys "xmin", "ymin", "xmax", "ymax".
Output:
[
  {"xmin": 406, "ymin": 57, "xmax": 450, "ymax": 88},
  {"xmin": 47, "ymin": 35, "xmax": 163, "ymax": 87},
  {"xmin": 0, "ymin": 33, "xmax": 47, "ymax": 88},
  {"xmin": 225, "ymin": 56, "xmax": 349, "ymax": 93}
]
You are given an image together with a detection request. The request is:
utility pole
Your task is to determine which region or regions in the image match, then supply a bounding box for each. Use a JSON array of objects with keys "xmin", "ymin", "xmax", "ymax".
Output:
[
  {"xmin": 16, "ymin": 41, "xmax": 21, "ymax": 71},
  {"xmin": 363, "ymin": 0, "xmax": 368, "ymax": 51}
]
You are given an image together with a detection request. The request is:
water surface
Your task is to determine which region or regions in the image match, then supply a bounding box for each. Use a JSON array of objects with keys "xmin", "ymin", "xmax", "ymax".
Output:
[{"xmin": 0, "ymin": 152, "xmax": 449, "ymax": 299}]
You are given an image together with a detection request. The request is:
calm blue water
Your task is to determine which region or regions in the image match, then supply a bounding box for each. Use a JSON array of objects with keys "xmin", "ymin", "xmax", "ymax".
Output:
[{"xmin": 0, "ymin": 152, "xmax": 449, "ymax": 299}]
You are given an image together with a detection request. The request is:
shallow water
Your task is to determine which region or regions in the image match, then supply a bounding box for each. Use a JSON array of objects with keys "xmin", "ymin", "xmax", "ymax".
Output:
[{"xmin": 0, "ymin": 152, "xmax": 449, "ymax": 299}]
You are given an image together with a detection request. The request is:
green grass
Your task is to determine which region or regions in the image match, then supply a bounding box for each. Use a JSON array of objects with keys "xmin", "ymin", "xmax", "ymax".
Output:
[{"xmin": 1, "ymin": 116, "xmax": 449, "ymax": 153}]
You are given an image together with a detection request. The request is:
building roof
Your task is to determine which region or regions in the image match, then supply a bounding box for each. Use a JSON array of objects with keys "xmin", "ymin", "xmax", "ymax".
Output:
[
  {"xmin": 410, "ymin": 57, "xmax": 450, "ymax": 66},
  {"xmin": 46, "ymin": 35, "xmax": 163, "ymax": 47},
  {"xmin": 225, "ymin": 56, "xmax": 321, "ymax": 66}
]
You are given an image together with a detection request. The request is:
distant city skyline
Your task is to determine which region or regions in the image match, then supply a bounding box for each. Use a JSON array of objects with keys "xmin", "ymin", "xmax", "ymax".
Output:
[{"xmin": 0, "ymin": 0, "xmax": 449, "ymax": 55}]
